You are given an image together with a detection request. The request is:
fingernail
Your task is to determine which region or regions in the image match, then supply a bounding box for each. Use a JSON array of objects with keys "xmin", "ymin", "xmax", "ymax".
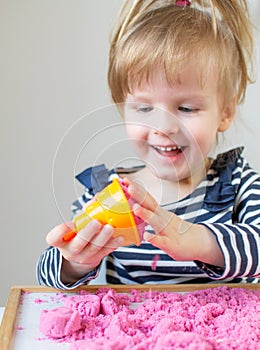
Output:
[
  {"xmin": 143, "ymin": 231, "xmax": 154, "ymax": 242},
  {"xmin": 133, "ymin": 203, "xmax": 140, "ymax": 211},
  {"xmin": 128, "ymin": 184, "xmax": 134, "ymax": 195},
  {"xmin": 89, "ymin": 219, "xmax": 102, "ymax": 230},
  {"xmin": 103, "ymin": 224, "xmax": 114, "ymax": 235}
]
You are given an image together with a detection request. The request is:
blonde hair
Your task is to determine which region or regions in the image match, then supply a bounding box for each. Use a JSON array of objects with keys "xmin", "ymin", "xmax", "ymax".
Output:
[{"xmin": 108, "ymin": 0, "xmax": 254, "ymax": 106}]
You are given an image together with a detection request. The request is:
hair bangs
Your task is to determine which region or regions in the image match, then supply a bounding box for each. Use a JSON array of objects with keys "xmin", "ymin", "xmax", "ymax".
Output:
[{"xmin": 109, "ymin": 5, "xmax": 242, "ymax": 105}]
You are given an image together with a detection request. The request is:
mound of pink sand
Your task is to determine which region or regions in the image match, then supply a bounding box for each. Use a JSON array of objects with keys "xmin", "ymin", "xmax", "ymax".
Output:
[
  {"xmin": 39, "ymin": 307, "xmax": 81, "ymax": 338},
  {"xmin": 39, "ymin": 286, "xmax": 260, "ymax": 350}
]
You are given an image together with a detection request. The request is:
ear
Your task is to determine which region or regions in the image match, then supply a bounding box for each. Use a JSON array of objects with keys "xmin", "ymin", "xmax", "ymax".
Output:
[{"xmin": 218, "ymin": 95, "xmax": 237, "ymax": 132}]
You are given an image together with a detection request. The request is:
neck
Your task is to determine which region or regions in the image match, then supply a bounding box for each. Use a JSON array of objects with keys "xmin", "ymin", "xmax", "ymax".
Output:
[{"xmin": 126, "ymin": 158, "xmax": 211, "ymax": 205}]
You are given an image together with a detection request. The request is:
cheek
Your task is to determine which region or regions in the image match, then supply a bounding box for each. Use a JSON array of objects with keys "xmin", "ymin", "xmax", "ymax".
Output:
[
  {"xmin": 188, "ymin": 123, "xmax": 218, "ymax": 152},
  {"xmin": 125, "ymin": 125, "xmax": 148, "ymax": 142}
]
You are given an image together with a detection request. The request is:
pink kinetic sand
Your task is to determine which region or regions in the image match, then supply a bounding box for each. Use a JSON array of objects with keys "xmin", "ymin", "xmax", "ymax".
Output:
[
  {"xmin": 39, "ymin": 307, "xmax": 81, "ymax": 338},
  {"xmin": 39, "ymin": 286, "xmax": 260, "ymax": 350}
]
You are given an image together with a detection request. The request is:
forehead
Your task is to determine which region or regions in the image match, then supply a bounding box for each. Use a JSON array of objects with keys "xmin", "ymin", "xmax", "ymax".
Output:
[{"xmin": 128, "ymin": 62, "xmax": 220, "ymax": 97}]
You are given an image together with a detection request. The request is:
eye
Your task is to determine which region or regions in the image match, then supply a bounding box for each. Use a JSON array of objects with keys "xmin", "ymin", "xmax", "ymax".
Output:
[
  {"xmin": 178, "ymin": 105, "xmax": 199, "ymax": 113},
  {"xmin": 137, "ymin": 105, "xmax": 154, "ymax": 113}
]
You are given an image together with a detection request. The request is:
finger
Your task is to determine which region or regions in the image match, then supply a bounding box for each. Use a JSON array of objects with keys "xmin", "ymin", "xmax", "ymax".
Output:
[
  {"xmin": 61, "ymin": 220, "xmax": 102, "ymax": 261},
  {"xmin": 70, "ymin": 225, "xmax": 123, "ymax": 263},
  {"xmin": 67, "ymin": 220, "xmax": 103, "ymax": 254},
  {"xmin": 143, "ymin": 230, "xmax": 169, "ymax": 251},
  {"xmin": 78, "ymin": 224, "xmax": 114, "ymax": 250},
  {"xmin": 74, "ymin": 235, "xmax": 124, "ymax": 265},
  {"xmin": 94, "ymin": 239, "xmax": 123, "ymax": 262},
  {"xmin": 84, "ymin": 232, "xmax": 124, "ymax": 258},
  {"xmin": 62, "ymin": 199, "xmax": 99, "ymax": 242},
  {"xmin": 46, "ymin": 222, "xmax": 74, "ymax": 247},
  {"xmin": 143, "ymin": 231, "xmax": 156, "ymax": 242},
  {"xmin": 133, "ymin": 203, "xmax": 171, "ymax": 233},
  {"xmin": 121, "ymin": 177, "xmax": 131, "ymax": 186},
  {"xmin": 128, "ymin": 181, "xmax": 158, "ymax": 211}
]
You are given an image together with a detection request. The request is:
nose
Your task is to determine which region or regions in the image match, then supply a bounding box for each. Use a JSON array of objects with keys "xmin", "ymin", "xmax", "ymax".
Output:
[{"xmin": 152, "ymin": 108, "xmax": 180, "ymax": 136}]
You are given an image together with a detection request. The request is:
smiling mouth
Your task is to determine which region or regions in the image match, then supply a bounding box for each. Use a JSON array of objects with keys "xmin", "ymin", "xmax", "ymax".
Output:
[{"xmin": 153, "ymin": 145, "xmax": 185, "ymax": 156}]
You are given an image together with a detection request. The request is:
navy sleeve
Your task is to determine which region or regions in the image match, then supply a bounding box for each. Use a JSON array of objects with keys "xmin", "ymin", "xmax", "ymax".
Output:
[
  {"xmin": 36, "ymin": 247, "xmax": 100, "ymax": 289},
  {"xmin": 196, "ymin": 163, "xmax": 260, "ymax": 280}
]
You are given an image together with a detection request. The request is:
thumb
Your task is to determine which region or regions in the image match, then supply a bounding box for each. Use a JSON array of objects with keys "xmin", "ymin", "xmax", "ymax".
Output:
[
  {"xmin": 143, "ymin": 231, "xmax": 155, "ymax": 241},
  {"xmin": 133, "ymin": 203, "xmax": 172, "ymax": 234},
  {"xmin": 143, "ymin": 230, "xmax": 168, "ymax": 251}
]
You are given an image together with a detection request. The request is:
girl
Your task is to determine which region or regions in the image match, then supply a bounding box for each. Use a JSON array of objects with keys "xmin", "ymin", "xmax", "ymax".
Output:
[{"xmin": 37, "ymin": 0, "xmax": 260, "ymax": 288}]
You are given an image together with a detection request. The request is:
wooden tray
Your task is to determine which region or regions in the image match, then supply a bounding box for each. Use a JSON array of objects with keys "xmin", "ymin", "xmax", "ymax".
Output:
[{"xmin": 0, "ymin": 284, "xmax": 259, "ymax": 350}]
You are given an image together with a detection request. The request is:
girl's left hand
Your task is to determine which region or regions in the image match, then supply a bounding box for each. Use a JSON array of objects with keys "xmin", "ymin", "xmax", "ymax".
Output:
[{"xmin": 127, "ymin": 180, "xmax": 224, "ymax": 267}]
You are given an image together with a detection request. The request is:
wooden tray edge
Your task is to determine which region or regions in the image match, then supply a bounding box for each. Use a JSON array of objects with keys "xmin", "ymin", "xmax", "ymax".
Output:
[
  {"xmin": 10, "ymin": 283, "xmax": 260, "ymax": 293},
  {"xmin": 0, "ymin": 287, "xmax": 22, "ymax": 350}
]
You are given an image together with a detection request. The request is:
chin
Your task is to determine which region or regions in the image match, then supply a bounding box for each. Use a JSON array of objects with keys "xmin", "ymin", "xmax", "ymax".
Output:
[{"xmin": 152, "ymin": 169, "xmax": 180, "ymax": 182}]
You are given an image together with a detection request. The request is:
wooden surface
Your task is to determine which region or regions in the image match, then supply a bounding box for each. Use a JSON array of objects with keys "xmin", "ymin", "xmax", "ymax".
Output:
[
  {"xmin": 0, "ymin": 284, "xmax": 259, "ymax": 350},
  {"xmin": 0, "ymin": 288, "xmax": 22, "ymax": 350}
]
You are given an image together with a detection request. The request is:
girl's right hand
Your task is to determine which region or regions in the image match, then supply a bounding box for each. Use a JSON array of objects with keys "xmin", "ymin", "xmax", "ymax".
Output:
[{"xmin": 46, "ymin": 220, "xmax": 123, "ymax": 283}]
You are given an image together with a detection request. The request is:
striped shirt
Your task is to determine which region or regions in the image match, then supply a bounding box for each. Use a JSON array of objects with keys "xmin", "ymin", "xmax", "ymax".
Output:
[{"xmin": 36, "ymin": 147, "xmax": 260, "ymax": 288}]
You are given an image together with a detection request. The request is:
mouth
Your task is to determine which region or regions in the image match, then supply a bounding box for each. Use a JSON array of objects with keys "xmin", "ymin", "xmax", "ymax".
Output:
[{"xmin": 152, "ymin": 145, "xmax": 185, "ymax": 157}]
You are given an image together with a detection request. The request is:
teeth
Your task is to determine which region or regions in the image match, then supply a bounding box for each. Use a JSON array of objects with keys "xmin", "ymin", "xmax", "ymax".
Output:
[{"xmin": 154, "ymin": 145, "xmax": 182, "ymax": 152}]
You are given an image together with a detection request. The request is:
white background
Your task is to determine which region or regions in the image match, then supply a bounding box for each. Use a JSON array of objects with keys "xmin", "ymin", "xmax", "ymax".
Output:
[{"xmin": 0, "ymin": 1, "xmax": 260, "ymax": 306}]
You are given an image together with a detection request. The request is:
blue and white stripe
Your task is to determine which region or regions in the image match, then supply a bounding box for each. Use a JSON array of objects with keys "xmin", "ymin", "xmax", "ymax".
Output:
[{"xmin": 36, "ymin": 148, "xmax": 260, "ymax": 288}]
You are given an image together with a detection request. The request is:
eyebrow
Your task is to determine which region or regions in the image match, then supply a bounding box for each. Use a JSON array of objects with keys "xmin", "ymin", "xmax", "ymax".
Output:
[{"xmin": 127, "ymin": 92, "xmax": 211, "ymax": 101}]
